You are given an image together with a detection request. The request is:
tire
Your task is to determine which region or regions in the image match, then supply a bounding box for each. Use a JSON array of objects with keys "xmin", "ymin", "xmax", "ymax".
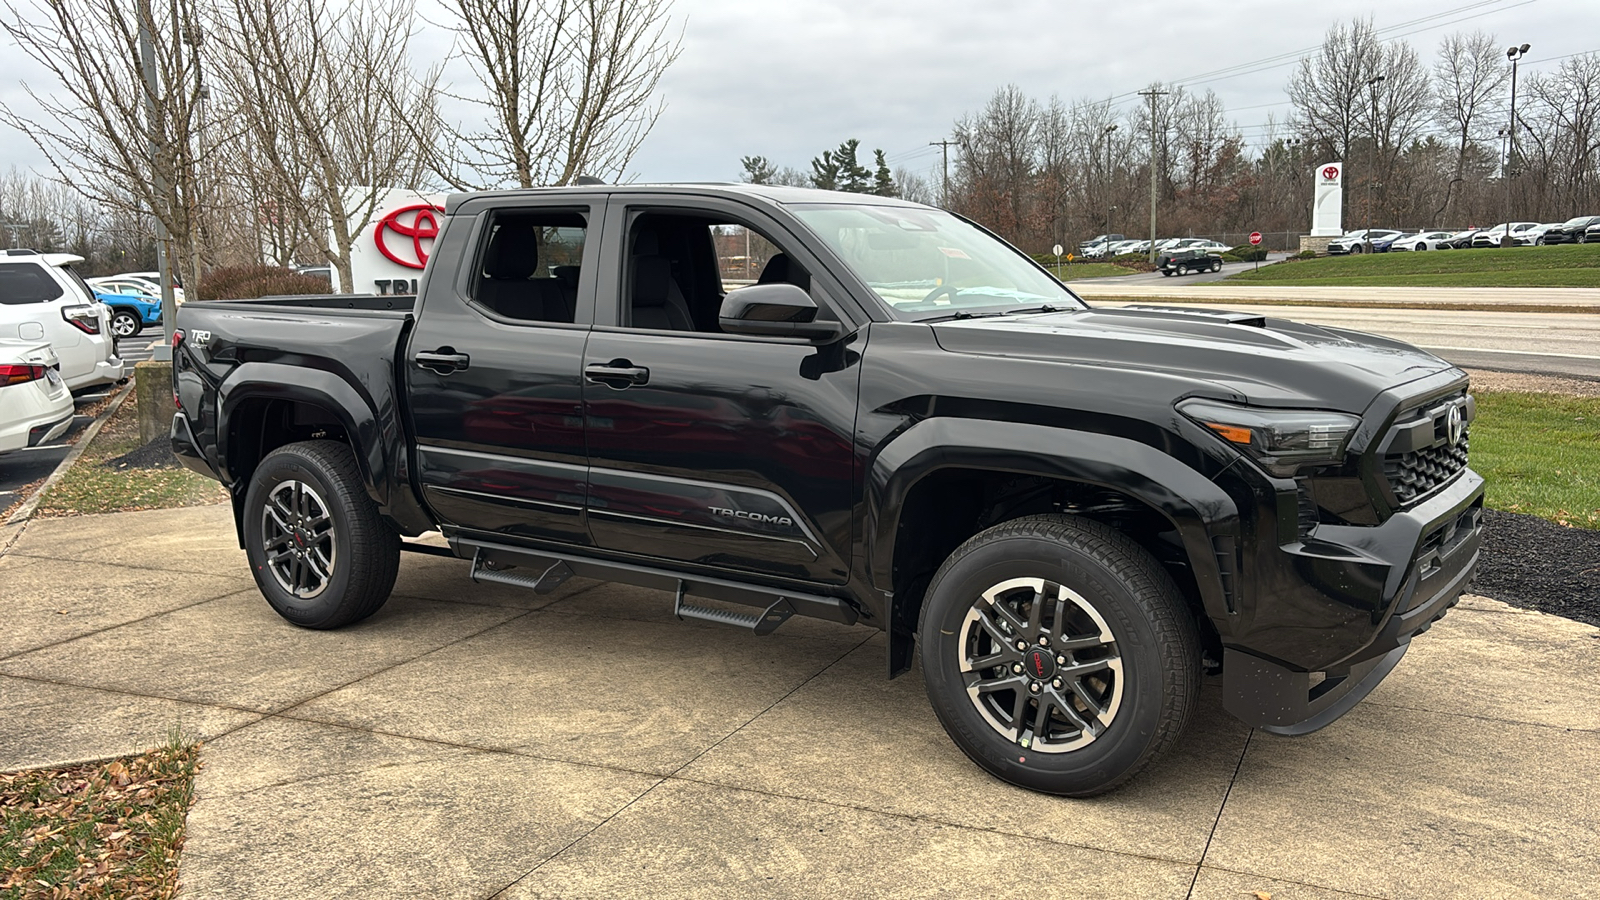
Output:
[
  {"xmin": 1415, "ymin": 244, "xmax": 1427, "ymax": 251},
  {"xmin": 242, "ymin": 440, "xmax": 400, "ymax": 629},
  {"xmin": 1160, "ymin": 269, "xmax": 1172, "ymax": 277},
  {"xmin": 1210, "ymin": 260, "xmax": 1222, "ymax": 273},
  {"xmin": 917, "ymin": 514, "xmax": 1201, "ymax": 796},
  {"xmin": 110, "ymin": 310, "xmax": 141, "ymax": 338},
  {"xmin": 1176, "ymin": 265, "xmax": 1188, "ymax": 276},
  {"xmin": 1352, "ymin": 244, "xmax": 1364, "ymax": 254}
]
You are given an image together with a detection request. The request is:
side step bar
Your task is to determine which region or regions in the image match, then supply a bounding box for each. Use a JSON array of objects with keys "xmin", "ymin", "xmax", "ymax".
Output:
[
  {"xmin": 454, "ymin": 536, "xmax": 859, "ymax": 632},
  {"xmin": 673, "ymin": 582, "xmax": 795, "ymax": 635}
]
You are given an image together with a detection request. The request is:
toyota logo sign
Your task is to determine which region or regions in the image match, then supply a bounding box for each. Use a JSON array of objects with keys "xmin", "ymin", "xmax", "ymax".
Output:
[
  {"xmin": 375, "ymin": 203, "xmax": 443, "ymax": 269},
  {"xmin": 1322, "ymin": 165, "xmax": 1340, "ymax": 181}
]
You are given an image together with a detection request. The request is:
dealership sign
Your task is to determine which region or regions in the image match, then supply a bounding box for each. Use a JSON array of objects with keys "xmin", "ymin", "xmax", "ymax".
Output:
[
  {"xmin": 1311, "ymin": 162, "xmax": 1343, "ymax": 237},
  {"xmin": 336, "ymin": 187, "xmax": 447, "ymax": 295}
]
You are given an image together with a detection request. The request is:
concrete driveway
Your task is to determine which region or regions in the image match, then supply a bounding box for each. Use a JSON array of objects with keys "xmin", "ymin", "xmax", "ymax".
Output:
[{"xmin": 1, "ymin": 505, "xmax": 1596, "ymax": 899}]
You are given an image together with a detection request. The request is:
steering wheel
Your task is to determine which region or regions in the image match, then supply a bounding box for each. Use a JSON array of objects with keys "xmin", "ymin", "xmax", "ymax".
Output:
[{"xmin": 921, "ymin": 284, "xmax": 960, "ymax": 305}]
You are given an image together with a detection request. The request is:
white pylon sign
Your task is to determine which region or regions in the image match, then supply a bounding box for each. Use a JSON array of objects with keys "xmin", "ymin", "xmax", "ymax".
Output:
[{"xmin": 1311, "ymin": 162, "xmax": 1343, "ymax": 237}]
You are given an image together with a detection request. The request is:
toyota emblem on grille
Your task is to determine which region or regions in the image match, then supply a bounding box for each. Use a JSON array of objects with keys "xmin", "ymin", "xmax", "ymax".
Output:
[{"xmin": 1445, "ymin": 404, "xmax": 1465, "ymax": 447}]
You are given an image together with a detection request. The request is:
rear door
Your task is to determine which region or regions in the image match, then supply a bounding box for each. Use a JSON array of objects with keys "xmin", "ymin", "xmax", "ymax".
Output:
[
  {"xmin": 405, "ymin": 196, "xmax": 605, "ymax": 546},
  {"xmin": 578, "ymin": 194, "xmax": 864, "ymax": 584}
]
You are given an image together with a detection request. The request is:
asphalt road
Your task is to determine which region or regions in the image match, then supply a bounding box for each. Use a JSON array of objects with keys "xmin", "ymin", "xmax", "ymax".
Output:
[
  {"xmin": 0, "ymin": 334, "xmax": 160, "ymax": 508},
  {"xmin": 1089, "ymin": 299, "xmax": 1600, "ymax": 380}
]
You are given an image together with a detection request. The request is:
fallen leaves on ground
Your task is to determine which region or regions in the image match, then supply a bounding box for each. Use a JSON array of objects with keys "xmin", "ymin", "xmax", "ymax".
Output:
[{"xmin": 0, "ymin": 739, "xmax": 200, "ymax": 899}]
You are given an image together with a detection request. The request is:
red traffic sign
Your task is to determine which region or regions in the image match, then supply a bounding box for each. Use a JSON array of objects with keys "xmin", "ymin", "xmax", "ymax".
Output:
[{"xmin": 1248, "ymin": 232, "xmax": 1263, "ymax": 246}]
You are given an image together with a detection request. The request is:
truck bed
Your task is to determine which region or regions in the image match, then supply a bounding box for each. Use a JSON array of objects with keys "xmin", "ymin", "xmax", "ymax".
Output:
[{"xmin": 197, "ymin": 293, "xmax": 418, "ymax": 315}]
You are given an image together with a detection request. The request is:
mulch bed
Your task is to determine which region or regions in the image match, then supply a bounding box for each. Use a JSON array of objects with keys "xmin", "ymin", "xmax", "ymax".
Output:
[
  {"xmin": 101, "ymin": 439, "xmax": 180, "ymax": 472},
  {"xmin": 1475, "ymin": 509, "xmax": 1600, "ymax": 627}
]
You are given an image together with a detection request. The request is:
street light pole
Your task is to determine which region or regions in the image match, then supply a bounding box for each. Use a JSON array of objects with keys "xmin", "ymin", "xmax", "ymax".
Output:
[
  {"xmin": 1505, "ymin": 43, "xmax": 1530, "ymax": 244},
  {"xmin": 1365, "ymin": 74, "xmax": 1385, "ymax": 252},
  {"xmin": 1103, "ymin": 124, "xmax": 1117, "ymax": 235}
]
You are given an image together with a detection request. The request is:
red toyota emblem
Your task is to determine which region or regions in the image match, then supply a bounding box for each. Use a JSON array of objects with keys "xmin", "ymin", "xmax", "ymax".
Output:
[
  {"xmin": 375, "ymin": 203, "xmax": 443, "ymax": 269},
  {"xmin": 1322, "ymin": 166, "xmax": 1340, "ymax": 181}
]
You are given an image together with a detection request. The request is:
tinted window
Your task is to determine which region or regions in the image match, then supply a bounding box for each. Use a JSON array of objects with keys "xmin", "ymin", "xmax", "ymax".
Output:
[
  {"xmin": 0, "ymin": 264, "xmax": 65, "ymax": 305},
  {"xmin": 470, "ymin": 210, "xmax": 587, "ymax": 324}
]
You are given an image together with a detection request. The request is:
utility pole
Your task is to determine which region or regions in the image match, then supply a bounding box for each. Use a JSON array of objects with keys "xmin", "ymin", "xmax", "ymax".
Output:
[
  {"xmin": 1139, "ymin": 88, "xmax": 1167, "ymax": 263},
  {"xmin": 929, "ymin": 139, "xmax": 956, "ymax": 208},
  {"xmin": 1364, "ymin": 74, "xmax": 1385, "ymax": 252},
  {"xmin": 1103, "ymin": 124, "xmax": 1117, "ymax": 235},
  {"xmin": 138, "ymin": 0, "xmax": 177, "ymax": 360}
]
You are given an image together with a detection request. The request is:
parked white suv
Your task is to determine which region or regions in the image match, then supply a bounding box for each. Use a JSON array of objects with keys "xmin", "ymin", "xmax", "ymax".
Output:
[
  {"xmin": 0, "ymin": 339, "xmax": 74, "ymax": 454},
  {"xmin": 0, "ymin": 250, "xmax": 126, "ymax": 391}
]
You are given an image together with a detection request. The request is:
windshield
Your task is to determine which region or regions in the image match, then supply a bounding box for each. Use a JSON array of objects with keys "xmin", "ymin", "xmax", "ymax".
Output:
[{"xmin": 790, "ymin": 204, "xmax": 1085, "ymax": 319}]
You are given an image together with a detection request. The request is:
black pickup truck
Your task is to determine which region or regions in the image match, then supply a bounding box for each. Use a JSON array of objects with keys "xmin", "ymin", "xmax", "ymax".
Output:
[{"xmin": 172, "ymin": 184, "xmax": 1483, "ymax": 795}]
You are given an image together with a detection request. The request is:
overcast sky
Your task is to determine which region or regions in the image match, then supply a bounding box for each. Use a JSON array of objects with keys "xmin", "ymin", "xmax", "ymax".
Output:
[{"xmin": 3, "ymin": 0, "xmax": 1594, "ymax": 187}]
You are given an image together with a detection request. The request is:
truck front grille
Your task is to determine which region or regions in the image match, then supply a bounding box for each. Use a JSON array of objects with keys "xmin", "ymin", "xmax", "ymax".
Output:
[
  {"xmin": 1378, "ymin": 391, "xmax": 1471, "ymax": 506},
  {"xmin": 1383, "ymin": 436, "xmax": 1470, "ymax": 505}
]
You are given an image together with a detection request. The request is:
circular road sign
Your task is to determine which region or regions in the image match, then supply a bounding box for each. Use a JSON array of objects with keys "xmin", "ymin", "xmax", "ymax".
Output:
[
  {"xmin": 1052, "ymin": 244, "xmax": 1063, "ymax": 256},
  {"xmin": 1249, "ymin": 232, "xmax": 1263, "ymax": 246}
]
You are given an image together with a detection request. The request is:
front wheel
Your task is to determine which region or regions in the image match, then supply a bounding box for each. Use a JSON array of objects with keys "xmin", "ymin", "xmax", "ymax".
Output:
[
  {"xmin": 918, "ymin": 514, "xmax": 1200, "ymax": 796},
  {"xmin": 242, "ymin": 440, "xmax": 400, "ymax": 629},
  {"xmin": 1210, "ymin": 260, "xmax": 1222, "ymax": 273}
]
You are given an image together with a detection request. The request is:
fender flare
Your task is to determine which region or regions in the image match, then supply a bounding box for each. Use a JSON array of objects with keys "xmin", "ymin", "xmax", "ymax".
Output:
[
  {"xmin": 216, "ymin": 362, "xmax": 389, "ymax": 508},
  {"xmin": 868, "ymin": 418, "xmax": 1241, "ymax": 622}
]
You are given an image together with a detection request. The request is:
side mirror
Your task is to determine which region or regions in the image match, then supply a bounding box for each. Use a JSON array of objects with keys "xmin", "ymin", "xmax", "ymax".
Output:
[{"xmin": 719, "ymin": 283, "xmax": 844, "ymax": 340}]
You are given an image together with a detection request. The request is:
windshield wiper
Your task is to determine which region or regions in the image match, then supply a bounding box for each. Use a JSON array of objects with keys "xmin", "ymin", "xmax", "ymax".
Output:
[
  {"xmin": 1002, "ymin": 304, "xmax": 1066, "ymax": 315},
  {"xmin": 916, "ymin": 310, "xmax": 1006, "ymax": 323}
]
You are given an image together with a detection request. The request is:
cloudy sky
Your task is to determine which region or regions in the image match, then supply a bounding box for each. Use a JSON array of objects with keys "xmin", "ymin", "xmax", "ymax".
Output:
[{"xmin": 3, "ymin": 0, "xmax": 1594, "ymax": 187}]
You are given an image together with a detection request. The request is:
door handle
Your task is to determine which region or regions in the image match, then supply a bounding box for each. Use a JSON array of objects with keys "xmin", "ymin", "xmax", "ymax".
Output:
[
  {"xmin": 416, "ymin": 349, "xmax": 471, "ymax": 375},
  {"xmin": 584, "ymin": 360, "xmax": 650, "ymax": 387}
]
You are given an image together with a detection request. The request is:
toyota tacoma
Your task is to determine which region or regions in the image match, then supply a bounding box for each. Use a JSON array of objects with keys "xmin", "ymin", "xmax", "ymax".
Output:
[{"xmin": 172, "ymin": 184, "xmax": 1483, "ymax": 795}]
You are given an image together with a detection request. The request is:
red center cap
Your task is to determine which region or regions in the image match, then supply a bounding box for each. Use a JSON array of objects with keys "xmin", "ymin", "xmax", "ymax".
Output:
[{"xmin": 1024, "ymin": 648, "xmax": 1056, "ymax": 680}]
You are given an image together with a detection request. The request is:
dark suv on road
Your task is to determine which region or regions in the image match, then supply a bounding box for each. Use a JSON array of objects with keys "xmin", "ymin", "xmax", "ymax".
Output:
[{"xmin": 172, "ymin": 184, "xmax": 1484, "ymax": 796}]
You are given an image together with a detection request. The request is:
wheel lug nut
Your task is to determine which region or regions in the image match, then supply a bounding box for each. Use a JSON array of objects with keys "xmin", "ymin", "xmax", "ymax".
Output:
[
  {"xmin": 1037, "ymin": 636, "xmax": 1049, "ymax": 646},
  {"xmin": 1052, "ymin": 678, "xmax": 1062, "ymax": 688},
  {"xmin": 1029, "ymin": 683, "xmax": 1041, "ymax": 693},
  {"xmin": 1012, "ymin": 663, "xmax": 1024, "ymax": 674},
  {"xmin": 1015, "ymin": 640, "xmax": 1027, "ymax": 651},
  {"xmin": 1056, "ymin": 655, "xmax": 1066, "ymax": 665}
]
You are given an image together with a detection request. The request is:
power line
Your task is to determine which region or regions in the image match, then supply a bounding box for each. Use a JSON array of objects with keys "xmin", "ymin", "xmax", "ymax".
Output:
[{"xmin": 929, "ymin": 138, "xmax": 957, "ymax": 207}]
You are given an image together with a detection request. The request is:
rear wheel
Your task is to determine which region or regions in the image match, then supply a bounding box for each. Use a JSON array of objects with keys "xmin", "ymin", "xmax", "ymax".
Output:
[
  {"xmin": 242, "ymin": 440, "xmax": 400, "ymax": 629},
  {"xmin": 918, "ymin": 514, "xmax": 1200, "ymax": 796},
  {"xmin": 110, "ymin": 310, "xmax": 141, "ymax": 338}
]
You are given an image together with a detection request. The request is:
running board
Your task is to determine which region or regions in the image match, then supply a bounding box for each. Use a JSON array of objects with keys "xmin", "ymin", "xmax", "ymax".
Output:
[
  {"xmin": 469, "ymin": 551, "xmax": 575, "ymax": 595},
  {"xmin": 673, "ymin": 581, "xmax": 796, "ymax": 635},
  {"xmin": 451, "ymin": 536, "xmax": 859, "ymax": 629}
]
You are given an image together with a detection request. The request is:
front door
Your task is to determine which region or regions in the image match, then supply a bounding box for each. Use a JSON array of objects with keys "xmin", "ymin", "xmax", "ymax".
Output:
[
  {"xmin": 580, "ymin": 198, "xmax": 862, "ymax": 584},
  {"xmin": 406, "ymin": 199, "xmax": 603, "ymax": 545}
]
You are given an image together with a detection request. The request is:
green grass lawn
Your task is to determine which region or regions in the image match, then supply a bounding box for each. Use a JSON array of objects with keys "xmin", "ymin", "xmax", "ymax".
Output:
[
  {"xmin": 1470, "ymin": 391, "xmax": 1600, "ymax": 529},
  {"xmin": 36, "ymin": 390, "xmax": 226, "ymax": 517},
  {"xmin": 1223, "ymin": 243, "xmax": 1600, "ymax": 287},
  {"xmin": 1052, "ymin": 262, "xmax": 1136, "ymax": 280}
]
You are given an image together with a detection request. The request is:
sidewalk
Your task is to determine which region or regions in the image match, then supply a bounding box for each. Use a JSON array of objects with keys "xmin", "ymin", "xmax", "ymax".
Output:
[{"xmin": 2, "ymin": 505, "xmax": 1597, "ymax": 899}]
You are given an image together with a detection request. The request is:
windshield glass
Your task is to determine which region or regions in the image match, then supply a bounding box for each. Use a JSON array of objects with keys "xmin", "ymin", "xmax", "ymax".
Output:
[{"xmin": 790, "ymin": 204, "xmax": 1085, "ymax": 319}]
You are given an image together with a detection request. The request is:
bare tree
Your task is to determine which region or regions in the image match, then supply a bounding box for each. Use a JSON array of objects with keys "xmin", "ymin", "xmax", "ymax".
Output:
[
  {"xmin": 212, "ymin": 0, "xmax": 440, "ymax": 291},
  {"xmin": 436, "ymin": 0, "xmax": 681, "ymax": 189},
  {"xmin": 1520, "ymin": 54, "xmax": 1600, "ymax": 215},
  {"xmin": 1433, "ymin": 31, "xmax": 1509, "ymax": 222},
  {"xmin": 1288, "ymin": 19, "xmax": 1381, "ymax": 164},
  {"xmin": 1, "ymin": 0, "xmax": 208, "ymax": 292}
]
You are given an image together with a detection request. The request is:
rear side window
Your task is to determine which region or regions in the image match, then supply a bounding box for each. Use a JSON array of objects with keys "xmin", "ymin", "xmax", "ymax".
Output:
[
  {"xmin": 0, "ymin": 264, "xmax": 65, "ymax": 305},
  {"xmin": 470, "ymin": 209, "xmax": 588, "ymax": 324}
]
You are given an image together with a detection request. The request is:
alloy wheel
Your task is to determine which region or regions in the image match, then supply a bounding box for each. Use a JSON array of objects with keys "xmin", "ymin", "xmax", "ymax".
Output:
[
  {"xmin": 261, "ymin": 479, "xmax": 338, "ymax": 599},
  {"xmin": 111, "ymin": 314, "xmax": 138, "ymax": 337},
  {"xmin": 958, "ymin": 576, "xmax": 1124, "ymax": 753}
]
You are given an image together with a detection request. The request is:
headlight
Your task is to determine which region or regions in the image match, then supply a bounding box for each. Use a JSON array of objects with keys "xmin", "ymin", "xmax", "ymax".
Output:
[{"xmin": 1178, "ymin": 399, "xmax": 1360, "ymax": 477}]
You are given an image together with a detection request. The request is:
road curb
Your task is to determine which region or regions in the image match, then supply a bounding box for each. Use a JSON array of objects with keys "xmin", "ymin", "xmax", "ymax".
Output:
[{"xmin": 4, "ymin": 380, "xmax": 136, "ymax": 528}]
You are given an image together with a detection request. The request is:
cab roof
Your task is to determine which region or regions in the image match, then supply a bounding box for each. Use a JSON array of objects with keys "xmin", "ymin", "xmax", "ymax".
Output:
[{"xmin": 444, "ymin": 182, "xmax": 929, "ymax": 216}]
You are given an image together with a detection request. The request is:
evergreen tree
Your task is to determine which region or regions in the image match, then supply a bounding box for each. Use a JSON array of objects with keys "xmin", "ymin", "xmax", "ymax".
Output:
[
  {"xmin": 872, "ymin": 149, "xmax": 898, "ymax": 196},
  {"xmin": 810, "ymin": 149, "xmax": 841, "ymax": 190},
  {"xmin": 812, "ymin": 139, "xmax": 874, "ymax": 192},
  {"xmin": 740, "ymin": 155, "xmax": 778, "ymax": 184}
]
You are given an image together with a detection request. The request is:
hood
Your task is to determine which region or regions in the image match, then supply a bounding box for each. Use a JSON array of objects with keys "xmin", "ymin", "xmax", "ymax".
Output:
[{"xmin": 930, "ymin": 305, "xmax": 1458, "ymax": 412}]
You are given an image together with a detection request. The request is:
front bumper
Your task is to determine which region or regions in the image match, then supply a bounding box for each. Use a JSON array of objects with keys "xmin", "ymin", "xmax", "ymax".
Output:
[{"xmin": 1222, "ymin": 468, "xmax": 1484, "ymax": 733}]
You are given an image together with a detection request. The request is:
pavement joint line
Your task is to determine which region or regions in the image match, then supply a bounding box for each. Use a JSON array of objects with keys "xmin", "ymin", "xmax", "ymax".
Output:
[
  {"xmin": 0, "ymin": 671, "xmax": 273, "ymax": 722},
  {"xmin": 1185, "ymin": 728, "xmax": 1254, "ymax": 899},
  {"xmin": 4, "ymin": 380, "xmax": 135, "ymax": 526},
  {"xmin": 3, "ymin": 549, "xmax": 248, "ymax": 579},
  {"xmin": 485, "ymin": 630, "xmax": 881, "ymax": 898},
  {"xmin": 1191, "ymin": 863, "xmax": 1392, "ymax": 900},
  {"xmin": 0, "ymin": 585, "xmax": 261, "ymax": 664},
  {"xmin": 1357, "ymin": 699, "xmax": 1599, "ymax": 734}
]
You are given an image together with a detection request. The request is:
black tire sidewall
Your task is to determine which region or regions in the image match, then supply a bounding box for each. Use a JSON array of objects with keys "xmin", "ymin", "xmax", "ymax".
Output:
[
  {"xmin": 920, "ymin": 530, "xmax": 1178, "ymax": 794},
  {"xmin": 112, "ymin": 311, "xmax": 140, "ymax": 337},
  {"xmin": 242, "ymin": 445, "xmax": 365, "ymax": 627}
]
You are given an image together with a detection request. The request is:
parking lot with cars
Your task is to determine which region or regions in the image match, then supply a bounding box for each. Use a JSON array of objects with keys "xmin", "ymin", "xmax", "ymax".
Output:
[{"xmin": 1327, "ymin": 214, "xmax": 1600, "ymax": 253}]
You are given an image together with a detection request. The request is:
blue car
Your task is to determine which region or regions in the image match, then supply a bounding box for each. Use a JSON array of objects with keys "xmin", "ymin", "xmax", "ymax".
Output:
[{"xmin": 93, "ymin": 289, "xmax": 163, "ymax": 338}]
